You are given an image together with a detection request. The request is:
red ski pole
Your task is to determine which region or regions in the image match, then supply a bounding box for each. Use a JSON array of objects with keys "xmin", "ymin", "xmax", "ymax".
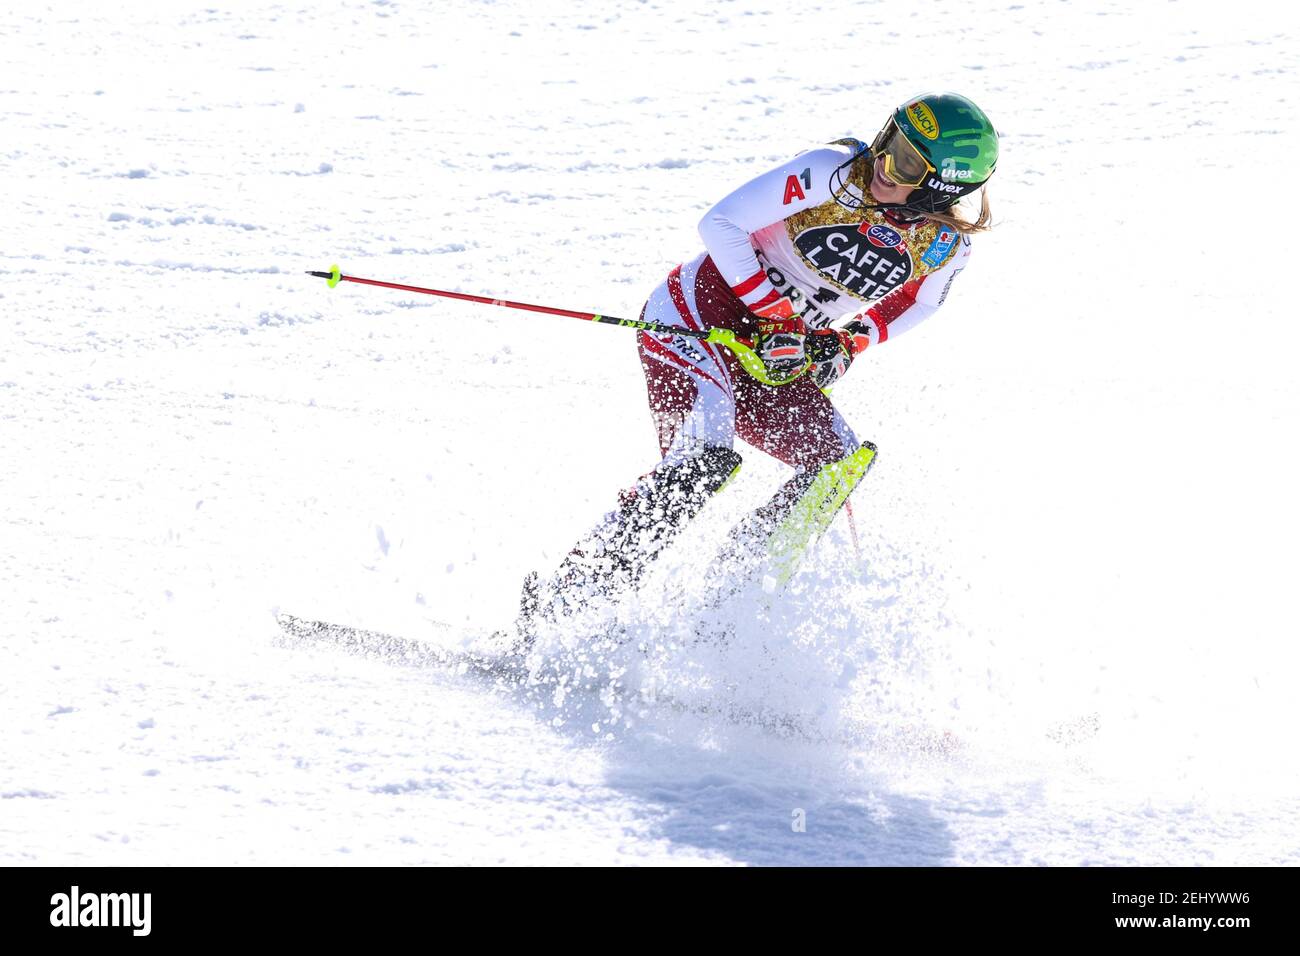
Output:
[{"xmin": 306, "ymin": 264, "xmax": 802, "ymax": 387}]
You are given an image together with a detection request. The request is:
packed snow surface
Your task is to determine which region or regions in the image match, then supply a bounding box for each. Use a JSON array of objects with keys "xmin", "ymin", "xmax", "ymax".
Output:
[{"xmin": 2, "ymin": 0, "xmax": 1298, "ymax": 864}]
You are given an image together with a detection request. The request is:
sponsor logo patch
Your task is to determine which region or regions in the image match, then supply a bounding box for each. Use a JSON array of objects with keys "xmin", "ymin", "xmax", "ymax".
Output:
[
  {"xmin": 794, "ymin": 224, "xmax": 913, "ymax": 299},
  {"xmin": 921, "ymin": 228, "xmax": 958, "ymax": 268},
  {"xmin": 907, "ymin": 101, "xmax": 940, "ymax": 140},
  {"xmin": 864, "ymin": 224, "xmax": 903, "ymax": 249},
  {"xmin": 782, "ymin": 167, "xmax": 813, "ymax": 205}
]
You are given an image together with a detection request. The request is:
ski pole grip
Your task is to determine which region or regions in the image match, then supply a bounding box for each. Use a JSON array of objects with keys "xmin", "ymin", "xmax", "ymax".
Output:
[{"xmin": 707, "ymin": 328, "xmax": 808, "ymax": 387}]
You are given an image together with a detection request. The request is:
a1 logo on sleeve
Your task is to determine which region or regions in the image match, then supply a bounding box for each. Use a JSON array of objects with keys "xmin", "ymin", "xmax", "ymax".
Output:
[{"xmin": 783, "ymin": 167, "xmax": 813, "ymax": 205}]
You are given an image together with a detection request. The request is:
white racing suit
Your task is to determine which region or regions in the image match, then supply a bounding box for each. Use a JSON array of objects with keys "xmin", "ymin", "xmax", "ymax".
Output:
[{"xmin": 531, "ymin": 141, "xmax": 976, "ymax": 627}]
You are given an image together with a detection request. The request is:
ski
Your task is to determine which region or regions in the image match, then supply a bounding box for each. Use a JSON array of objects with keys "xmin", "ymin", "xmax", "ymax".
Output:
[
  {"xmin": 274, "ymin": 613, "xmax": 1099, "ymax": 754},
  {"xmin": 274, "ymin": 612, "xmax": 527, "ymax": 681}
]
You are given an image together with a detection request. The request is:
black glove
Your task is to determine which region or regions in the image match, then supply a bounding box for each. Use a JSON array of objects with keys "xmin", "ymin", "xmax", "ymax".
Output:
[
  {"xmin": 806, "ymin": 327, "xmax": 856, "ymax": 389},
  {"xmin": 753, "ymin": 315, "xmax": 809, "ymax": 381}
]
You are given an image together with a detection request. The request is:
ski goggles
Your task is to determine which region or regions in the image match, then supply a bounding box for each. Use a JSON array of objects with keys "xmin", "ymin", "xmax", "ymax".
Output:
[{"xmin": 870, "ymin": 120, "xmax": 935, "ymax": 188}]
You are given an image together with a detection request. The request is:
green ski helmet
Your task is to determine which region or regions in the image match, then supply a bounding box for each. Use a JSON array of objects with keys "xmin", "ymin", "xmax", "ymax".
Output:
[{"xmin": 870, "ymin": 92, "xmax": 999, "ymax": 214}]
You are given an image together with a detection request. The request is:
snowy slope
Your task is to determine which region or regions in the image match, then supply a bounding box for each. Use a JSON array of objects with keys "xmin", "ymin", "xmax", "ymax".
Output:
[{"xmin": 2, "ymin": 0, "xmax": 1298, "ymax": 865}]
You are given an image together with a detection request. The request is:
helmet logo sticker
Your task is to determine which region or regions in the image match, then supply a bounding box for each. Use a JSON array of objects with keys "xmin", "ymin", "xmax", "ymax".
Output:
[
  {"xmin": 907, "ymin": 101, "xmax": 940, "ymax": 140},
  {"xmin": 939, "ymin": 158, "xmax": 975, "ymax": 181},
  {"xmin": 794, "ymin": 224, "xmax": 913, "ymax": 299},
  {"xmin": 926, "ymin": 175, "xmax": 964, "ymax": 195}
]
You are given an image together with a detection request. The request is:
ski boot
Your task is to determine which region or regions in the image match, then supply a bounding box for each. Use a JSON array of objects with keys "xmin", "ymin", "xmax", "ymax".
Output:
[{"xmin": 513, "ymin": 445, "xmax": 742, "ymax": 647}]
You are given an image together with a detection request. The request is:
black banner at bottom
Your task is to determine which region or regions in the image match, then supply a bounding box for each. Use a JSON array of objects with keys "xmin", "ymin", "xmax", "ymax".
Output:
[{"xmin": 0, "ymin": 866, "xmax": 1286, "ymax": 944}]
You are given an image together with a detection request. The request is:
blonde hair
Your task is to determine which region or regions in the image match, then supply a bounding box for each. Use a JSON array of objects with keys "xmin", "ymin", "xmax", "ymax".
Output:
[{"xmin": 924, "ymin": 189, "xmax": 993, "ymax": 235}]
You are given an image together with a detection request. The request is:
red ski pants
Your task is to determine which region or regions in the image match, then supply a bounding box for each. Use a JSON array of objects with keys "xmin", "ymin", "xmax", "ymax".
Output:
[{"xmin": 636, "ymin": 253, "xmax": 859, "ymax": 472}]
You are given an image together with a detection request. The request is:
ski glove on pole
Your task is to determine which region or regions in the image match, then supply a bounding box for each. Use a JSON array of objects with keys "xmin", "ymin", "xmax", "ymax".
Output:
[
  {"xmin": 754, "ymin": 315, "xmax": 809, "ymax": 381},
  {"xmin": 806, "ymin": 327, "xmax": 856, "ymax": 390}
]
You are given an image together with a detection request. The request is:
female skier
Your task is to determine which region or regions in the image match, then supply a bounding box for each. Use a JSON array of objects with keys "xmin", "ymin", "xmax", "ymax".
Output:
[{"xmin": 522, "ymin": 92, "xmax": 1000, "ymax": 630}]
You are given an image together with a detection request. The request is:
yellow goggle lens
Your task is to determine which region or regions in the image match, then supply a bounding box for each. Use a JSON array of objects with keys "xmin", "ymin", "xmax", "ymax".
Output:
[{"xmin": 871, "ymin": 121, "xmax": 933, "ymax": 188}]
